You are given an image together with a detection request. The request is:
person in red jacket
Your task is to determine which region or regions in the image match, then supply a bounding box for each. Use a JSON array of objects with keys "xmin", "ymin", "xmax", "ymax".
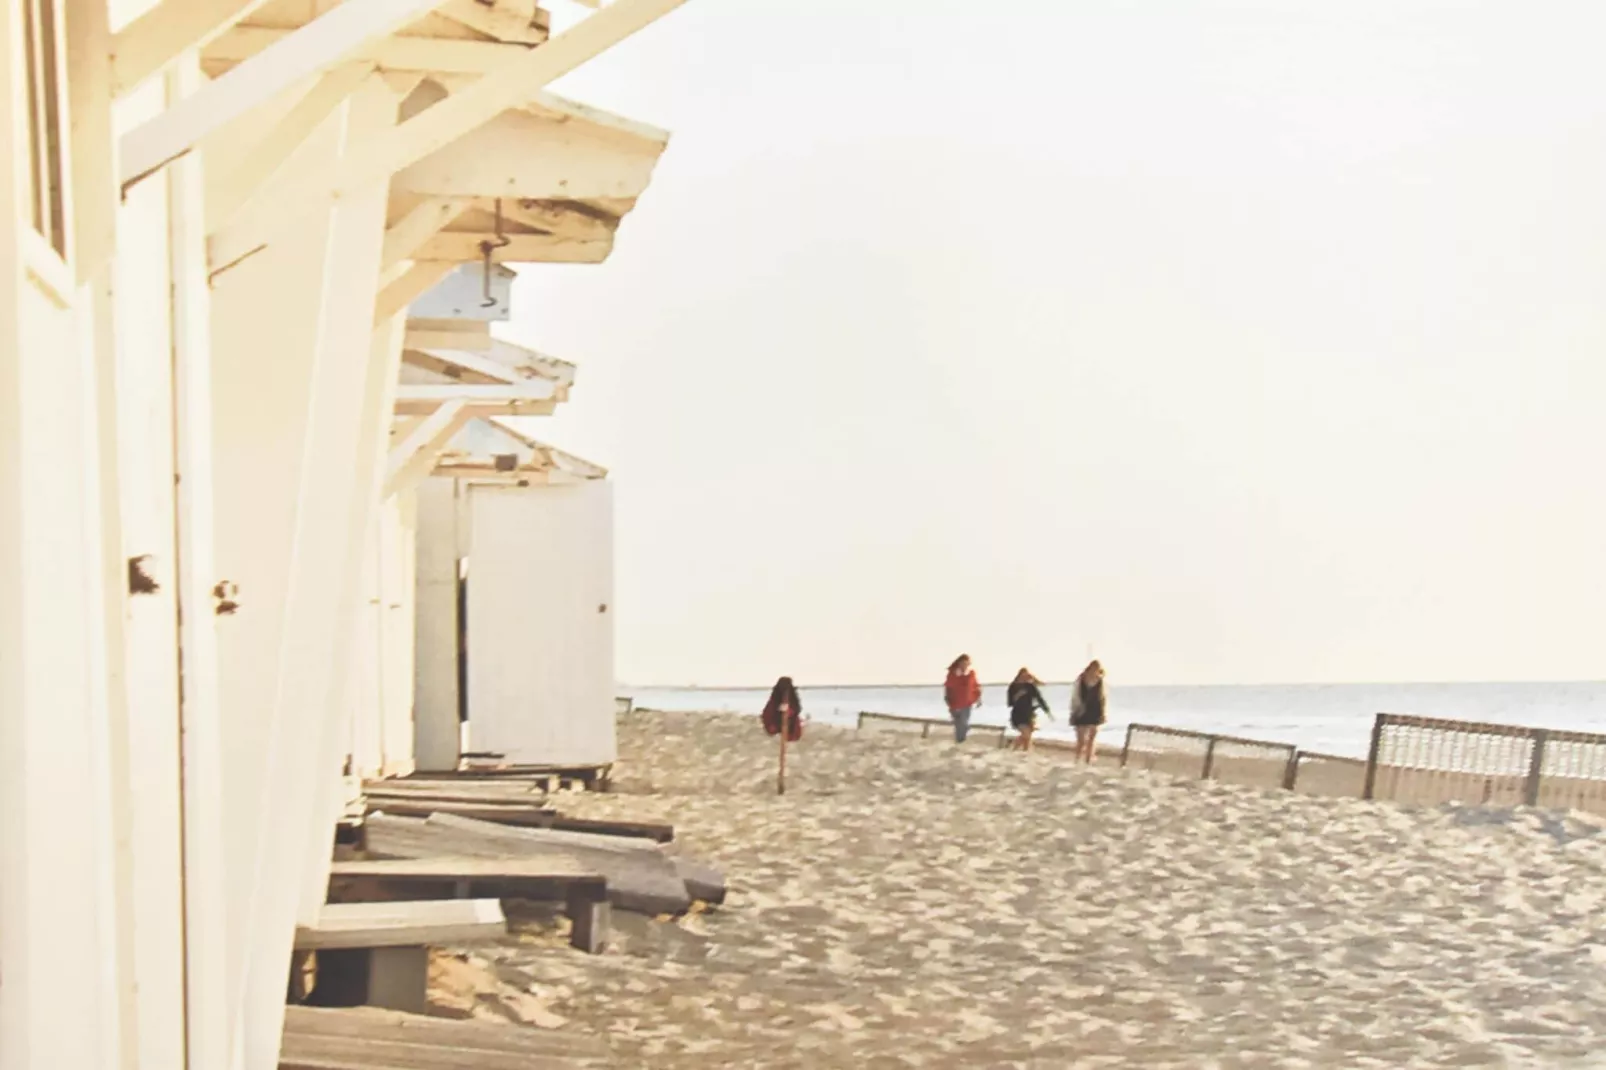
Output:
[
  {"xmin": 762, "ymin": 676, "xmax": 803, "ymax": 742},
  {"xmin": 944, "ymin": 654, "xmax": 982, "ymax": 743}
]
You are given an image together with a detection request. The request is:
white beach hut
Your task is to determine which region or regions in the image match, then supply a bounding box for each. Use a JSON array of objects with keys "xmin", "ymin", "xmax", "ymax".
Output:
[
  {"xmin": 413, "ymin": 418, "xmax": 616, "ymax": 774},
  {"xmin": 0, "ymin": 0, "xmax": 689, "ymax": 1067}
]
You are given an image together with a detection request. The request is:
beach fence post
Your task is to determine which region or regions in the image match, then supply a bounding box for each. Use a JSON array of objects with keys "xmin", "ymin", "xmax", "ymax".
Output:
[
  {"xmin": 1120, "ymin": 725, "xmax": 1134, "ymax": 767},
  {"xmin": 1282, "ymin": 751, "xmax": 1302, "ymax": 791},
  {"xmin": 1523, "ymin": 730, "xmax": 1548, "ymax": 806},
  {"xmin": 1200, "ymin": 737, "xmax": 1218, "ymax": 781},
  {"xmin": 1362, "ymin": 713, "xmax": 1386, "ymax": 800}
]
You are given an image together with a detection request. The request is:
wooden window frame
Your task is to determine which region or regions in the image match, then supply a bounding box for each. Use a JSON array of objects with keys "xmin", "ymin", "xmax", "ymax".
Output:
[{"xmin": 21, "ymin": 0, "xmax": 68, "ymax": 260}]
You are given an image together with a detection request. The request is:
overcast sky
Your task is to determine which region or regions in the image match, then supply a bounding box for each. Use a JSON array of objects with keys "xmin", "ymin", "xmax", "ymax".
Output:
[{"xmin": 508, "ymin": 0, "xmax": 1606, "ymax": 687}]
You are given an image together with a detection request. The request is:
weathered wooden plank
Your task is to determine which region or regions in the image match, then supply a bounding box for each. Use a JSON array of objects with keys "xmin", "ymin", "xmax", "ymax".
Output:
[
  {"xmin": 294, "ymin": 898, "xmax": 505, "ymax": 950},
  {"xmin": 363, "ymin": 816, "xmax": 680, "ymax": 919},
  {"xmin": 284, "ymin": 1005, "xmax": 606, "ymax": 1056},
  {"xmin": 330, "ymin": 857, "xmax": 599, "ymax": 883},
  {"xmin": 419, "ymin": 815, "xmax": 690, "ymax": 916},
  {"xmin": 364, "ymin": 798, "xmax": 673, "ymax": 844},
  {"xmin": 282, "ymin": 1032, "xmax": 590, "ymax": 1069}
]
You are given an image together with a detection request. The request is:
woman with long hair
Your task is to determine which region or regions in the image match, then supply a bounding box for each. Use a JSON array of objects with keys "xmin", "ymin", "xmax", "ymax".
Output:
[
  {"xmin": 762, "ymin": 676, "xmax": 803, "ymax": 795},
  {"xmin": 1006, "ymin": 668, "xmax": 1050, "ymax": 751},
  {"xmin": 1070, "ymin": 660, "xmax": 1107, "ymax": 763},
  {"xmin": 762, "ymin": 676, "xmax": 803, "ymax": 742},
  {"xmin": 944, "ymin": 654, "xmax": 982, "ymax": 743}
]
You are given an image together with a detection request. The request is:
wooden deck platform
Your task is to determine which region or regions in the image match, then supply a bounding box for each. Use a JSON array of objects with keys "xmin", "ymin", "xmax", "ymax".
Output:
[
  {"xmin": 326, "ymin": 858, "xmax": 610, "ymax": 954},
  {"xmin": 280, "ymin": 1005, "xmax": 607, "ymax": 1069},
  {"xmin": 362, "ymin": 792, "xmax": 673, "ymax": 843},
  {"xmin": 365, "ymin": 814, "xmax": 693, "ymax": 917}
]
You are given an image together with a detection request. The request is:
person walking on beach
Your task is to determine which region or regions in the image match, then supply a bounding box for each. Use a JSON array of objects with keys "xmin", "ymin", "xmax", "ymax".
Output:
[
  {"xmin": 944, "ymin": 654, "xmax": 983, "ymax": 743},
  {"xmin": 1070, "ymin": 660, "xmax": 1107, "ymax": 763},
  {"xmin": 762, "ymin": 676, "xmax": 803, "ymax": 795},
  {"xmin": 1006, "ymin": 668, "xmax": 1051, "ymax": 751},
  {"xmin": 762, "ymin": 676, "xmax": 803, "ymax": 742}
]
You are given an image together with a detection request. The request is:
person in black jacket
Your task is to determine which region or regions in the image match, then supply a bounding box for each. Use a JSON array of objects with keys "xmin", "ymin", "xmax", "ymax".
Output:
[
  {"xmin": 1070, "ymin": 660, "xmax": 1107, "ymax": 763},
  {"xmin": 1006, "ymin": 668, "xmax": 1051, "ymax": 751}
]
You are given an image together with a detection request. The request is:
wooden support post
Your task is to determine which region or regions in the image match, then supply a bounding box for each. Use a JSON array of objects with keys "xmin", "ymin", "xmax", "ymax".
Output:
[
  {"xmin": 1200, "ymin": 737, "xmax": 1218, "ymax": 781},
  {"xmin": 1362, "ymin": 713, "xmax": 1387, "ymax": 801},
  {"xmin": 1523, "ymin": 730, "xmax": 1548, "ymax": 807},
  {"xmin": 567, "ymin": 894, "xmax": 608, "ymax": 955},
  {"xmin": 1282, "ymin": 751, "xmax": 1301, "ymax": 792}
]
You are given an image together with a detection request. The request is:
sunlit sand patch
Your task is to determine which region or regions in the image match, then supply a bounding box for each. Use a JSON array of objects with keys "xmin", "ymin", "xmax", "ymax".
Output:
[{"xmin": 437, "ymin": 710, "xmax": 1606, "ymax": 1068}]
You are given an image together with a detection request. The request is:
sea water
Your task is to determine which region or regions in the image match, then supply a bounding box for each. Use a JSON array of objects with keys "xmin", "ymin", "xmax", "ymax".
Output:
[{"xmin": 621, "ymin": 681, "xmax": 1606, "ymax": 759}]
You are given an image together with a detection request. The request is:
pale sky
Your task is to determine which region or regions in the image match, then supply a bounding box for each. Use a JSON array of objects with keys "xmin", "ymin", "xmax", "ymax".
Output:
[{"xmin": 508, "ymin": 0, "xmax": 1606, "ymax": 687}]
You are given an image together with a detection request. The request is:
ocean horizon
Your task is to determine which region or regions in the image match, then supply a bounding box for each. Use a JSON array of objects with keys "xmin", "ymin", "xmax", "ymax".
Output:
[{"xmin": 621, "ymin": 680, "xmax": 1606, "ymax": 760}]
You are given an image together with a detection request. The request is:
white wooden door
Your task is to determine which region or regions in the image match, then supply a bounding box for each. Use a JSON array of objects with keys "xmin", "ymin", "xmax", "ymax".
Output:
[{"xmin": 465, "ymin": 481, "xmax": 615, "ymax": 767}]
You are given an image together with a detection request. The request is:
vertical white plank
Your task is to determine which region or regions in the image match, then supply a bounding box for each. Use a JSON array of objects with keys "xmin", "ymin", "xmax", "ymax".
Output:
[
  {"xmin": 381, "ymin": 491, "xmax": 419, "ymax": 776},
  {"xmin": 412, "ymin": 477, "xmax": 462, "ymax": 771},
  {"xmin": 235, "ymin": 76, "xmax": 399, "ymax": 1070},
  {"xmin": 168, "ymin": 55, "xmax": 235, "ymax": 1070},
  {"xmin": 112, "ymin": 69, "xmax": 188, "ymax": 1070},
  {"xmin": 208, "ymin": 78, "xmax": 350, "ymax": 1070}
]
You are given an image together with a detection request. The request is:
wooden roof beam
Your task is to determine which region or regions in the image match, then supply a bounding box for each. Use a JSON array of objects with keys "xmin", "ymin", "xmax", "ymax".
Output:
[
  {"xmin": 120, "ymin": 0, "xmax": 449, "ymax": 190},
  {"xmin": 411, "ymin": 234, "xmax": 610, "ymax": 262},
  {"xmin": 384, "ymin": 399, "xmax": 473, "ymax": 498},
  {"xmin": 414, "ymin": 338, "xmax": 576, "ymax": 387},
  {"xmin": 206, "ymin": 61, "xmax": 376, "ymax": 234},
  {"xmin": 203, "ymin": 25, "xmax": 536, "ymax": 77},
  {"xmin": 375, "ymin": 261, "xmax": 456, "ymax": 325},
  {"xmin": 394, "ymin": 383, "xmax": 559, "ymax": 415},
  {"xmin": 435, "ymin": 0, "xmax": 550, "ymax": 45},
  {"xmin": 208, "ymin": 0, "xmax": 688, "ymax": 264},
  {"xmin": 380, "ymin": 197, "xmax": 472, "ymax": 271},
  {"xmin": 111, "ymin": 0, "xmax": 277, "ymax": 95}
]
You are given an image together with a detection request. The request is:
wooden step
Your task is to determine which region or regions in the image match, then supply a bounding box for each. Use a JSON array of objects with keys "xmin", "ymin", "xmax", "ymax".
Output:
[{"xmin": 295, "ymin": 899, "xmax": 506, "ymax": 951}]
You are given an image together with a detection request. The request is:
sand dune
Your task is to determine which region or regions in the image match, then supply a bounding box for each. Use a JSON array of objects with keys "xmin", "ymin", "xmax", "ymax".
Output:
[{"xmin": 443, "ymin": 710, "xmax": 1606, "ymax": 1068}]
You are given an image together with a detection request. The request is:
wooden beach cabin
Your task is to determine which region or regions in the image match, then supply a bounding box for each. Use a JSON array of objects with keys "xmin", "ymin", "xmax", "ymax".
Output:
[
  {"xmin": 0, "ymin": 1, "xmax": 692, "ymax": 1068},
  {"xmin": 413, "ymin": 418, "xmax": 616, "ymax": 774}
]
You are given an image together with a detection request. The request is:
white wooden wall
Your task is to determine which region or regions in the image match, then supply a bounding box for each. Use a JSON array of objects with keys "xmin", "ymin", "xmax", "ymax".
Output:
[
  {"xmin": 465, "ymin": 481, "xmax": 616, "ymax": 767},
  {"xmin": 0, "ymin": 6, "xmax": 127, "ymax": 1067},
  {"xmin": 351, "ymin": 491, "xmax": 421, "ymax": 779}
]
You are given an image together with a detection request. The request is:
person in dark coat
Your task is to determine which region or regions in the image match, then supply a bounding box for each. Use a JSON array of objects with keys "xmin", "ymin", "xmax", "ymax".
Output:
[
  {"xmin": 1006, "ymin": 668, "xmax": 1050, "ymax": 751},
  {"xmin": 762, "ymin": 676, "xmax": 803, "ymax": 742},
  {"xmin": 1070, "ymin": 660, "xmax": 1107, "ymax": 763}
]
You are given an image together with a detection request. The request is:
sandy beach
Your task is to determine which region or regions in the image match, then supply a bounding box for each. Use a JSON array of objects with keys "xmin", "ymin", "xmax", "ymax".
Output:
[{"xmin": 429, "ymin": 710, "xmax": 1606, "ymax": 1068}]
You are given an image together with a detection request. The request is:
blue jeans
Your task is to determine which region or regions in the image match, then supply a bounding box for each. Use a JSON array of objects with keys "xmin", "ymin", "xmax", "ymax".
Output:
[{"xmin": 950, "ymin": 705, "xmax": 974, "ymax": 743}]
